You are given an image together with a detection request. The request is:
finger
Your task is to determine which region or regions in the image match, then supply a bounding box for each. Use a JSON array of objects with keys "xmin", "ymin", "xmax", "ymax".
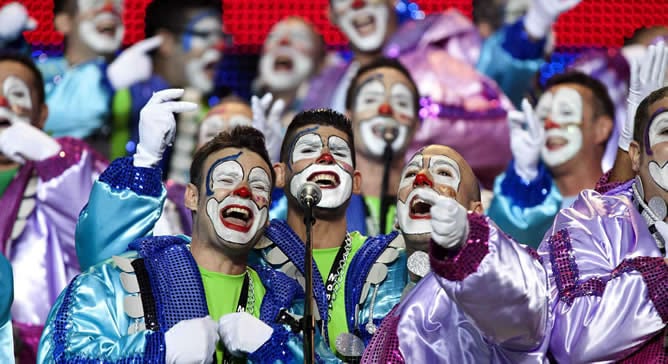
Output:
[
  {"xmin": 146, "ymin": 88, "xmax": 185, "ymax": 105},
  {"xmin": 650, "ymin": 44, "xmax": 664, "ymax": 82},
  {"xmin": 560, "ymin": 0, "xmax": 582, "ymax": 11},
  {"xmin": 629, "ymin": 57, "xmax": 639, "ymax": 86},
  {"xmin": 507, "ymin": 110, "xmax": 525, "ymax": 130},
  {"xmin": 260, "ymin": 93, "xmax": 273, "ymax": 110},
  {"xmin": 522, "ymin": 99, "xmax": 542, "ymax": 140},
  {"xmin": 162, "ymin": 101, "xmax": 199, "ymax": 114},
  {"xmin": 641, "ymin": 45, "xmax": 656, "ymax": 83},
  {"xmin": 132, "ymin": 35, "xmax": 163, "ymax": 53},
  {"xmin": 658, "ymin": 45, "xmax": 668, "ymax": 87},
  {"xmin": 268, "ymin": 98, "xmax": 285, "ymax": 122}
]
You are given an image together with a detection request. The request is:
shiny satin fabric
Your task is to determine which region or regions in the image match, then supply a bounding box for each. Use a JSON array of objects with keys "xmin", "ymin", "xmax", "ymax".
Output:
[
  {"xmin": 488, "ymin": 172, "xmax": 562, "ymax": 248},
  {"xmin": 39, "ymin": 57, "xmax": 112, "ymax": 139},
  {"xmin": 538, "ymin": 186, "xmax": 666, "ymax": 363},
  {"xmin": 0, "ymin": 321, "xmax": 14, "ymax": 363},
  {"xmin": 76, "ymin": 181, "xmax": 166, "ymax": 271},
  {"xmin": 0, "ymin": 254, "xmax": 13, "ymax": 363}
]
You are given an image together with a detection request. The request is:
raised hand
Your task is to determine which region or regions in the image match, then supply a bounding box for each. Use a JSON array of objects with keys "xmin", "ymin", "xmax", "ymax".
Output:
[
  {"xmin": 619, "ymin": 42, "xmax": 668, "ymax": 151},
  {"xmin": 525, "ymin": 0, "xmax": 582, "ymax": 39},
  {"xmin": 218, "ymin": 312, "xmax": 273, "ymax": 357},
  {"xmin": 0, "ymin": 122, "xmax": 60, "ymax": 164},
  {"xmin": 133, "ymin": 88, "xmax": 198, "ymax": 168},
  {"xmin": 251, "ymin": 93, "xmax": 285, "ymax": 164},
  {"xmin": 164, "ymin": 316, "xmax": 218, "ymax": 364},
  {"xmin": 510, "ymin": 99, "xmax": 545, "ymax": 182},
  {"xmin": 0, "ymin": 2, "xmax": 37, "ymax": 44},
  {"xmin": 107, "ymin": 36, "xmax": 163, "ymax": 90}
]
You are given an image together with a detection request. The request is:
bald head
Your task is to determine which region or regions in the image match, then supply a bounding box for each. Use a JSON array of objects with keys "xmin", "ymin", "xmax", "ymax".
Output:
[{"xmin": 420, "ymin": 145, "xmax": 481, "ymax": 207}]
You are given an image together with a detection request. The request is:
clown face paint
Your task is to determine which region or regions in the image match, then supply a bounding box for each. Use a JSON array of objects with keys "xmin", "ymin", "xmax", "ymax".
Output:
[
  {"xmin": 396, "ymin": 152, "xmax": 461, "ymax": 235},
  {"xmin": 198, "ymin": 102, "xmax": 253, "ymax": 146},
  {"xmin": 331, "ymin": 0, "xmax": 390, "ymax": 52},
  {"xmin": 646, "ymin": 110, "xmax": 668, "ymax": 191},
  {"xmin": 77, "ymin": 0, "xmax": 124, "ymax": 54},
  {"xmin": 352, "ymin": 70, "xmax": 417, "ymax": 158},
  {"xmin": 204, "ymin": 154, "xmax": 270, "ymax": 246},
  {"xmin": 539, "ymin": 87, "xmax": 584, "ymax": 167},
  {"xmin": 0, "ymin": 75, "xmax": 34, "ymax": 131},
  {"xmin": 183, "ymin": 12, "xmax": 223, "ymax": 93},
  {"xmin": 260, "ymin": 19, "xmax": 317, "ymax": 92},
  {"xmin": 288, "ymin": 129, "xmax": 355, "ymax": 209}
]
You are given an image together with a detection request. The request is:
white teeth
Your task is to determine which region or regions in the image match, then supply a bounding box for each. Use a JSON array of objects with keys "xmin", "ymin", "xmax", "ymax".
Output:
[
  {"xmin": 411, "ymin": 198, "xmax": 426, "ymax": 208},
  {"xmin": 226, "ymin": 207, "xmax": 250, "ymax": 219},
  {"xmin": 314, "ymin": 174, "xmax": 336, "ymax": 183}
]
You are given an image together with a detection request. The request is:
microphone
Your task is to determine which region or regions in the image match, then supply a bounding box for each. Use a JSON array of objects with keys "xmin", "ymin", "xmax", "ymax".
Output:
[{"xmin": 298, "ymin": 182, "xmax": 322, "ymax": 209}]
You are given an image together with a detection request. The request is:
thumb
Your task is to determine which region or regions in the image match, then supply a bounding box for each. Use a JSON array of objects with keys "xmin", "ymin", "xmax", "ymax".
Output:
[{"xmin": 130, "ymin": 35, "xmax": 163, "ymax": 53}]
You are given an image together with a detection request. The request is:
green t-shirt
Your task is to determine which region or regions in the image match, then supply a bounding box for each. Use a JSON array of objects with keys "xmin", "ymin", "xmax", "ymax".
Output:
[
  {"xmin": 312, "ymin": 232, "xmax": 365, "ymax": 351},
  {"xmin": 364, "ymin": 195, "xmax": 397, "ymax": 234},
  {"xmin": 0, "ymin": 167, "xmax": 19, "ymax": 197},
  {"xmin": 199, "ymin": 266, "xmax": 266, "ymax": 364}
]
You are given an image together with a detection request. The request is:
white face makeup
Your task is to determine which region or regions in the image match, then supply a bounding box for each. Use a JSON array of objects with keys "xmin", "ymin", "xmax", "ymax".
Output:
[
  {"xmin": 354, "ymin": 77, "xmax": 415, "ymax": 157},
  {"xmin": 77, "ymin": 0, "xmax": 124, "ymax": 54},
  {"xmin": 288, "ymin": 133, "xmax": 354, "ymax": 209},
  {"xmin": 539, "ymin": 87, "xmax": 584, "ymax": 167},
  {"xmin": 332, "ymin": 0, "xmax": 389, "ymax": 52},
  {"xmin": 198, "ymin": 114, "xmax": 252, "ymax": 146},
  {"xmin": 259, "ymin": 21, "xmax": 316, "ymax": 91},
  {"xmin": 184, "ymin": 15, "xmax": 223, "ymax": 93},
  {"xmin": 0, "ymin": 76, "xmax": 33, "ymax": 129},
  {"xmin": 396, "ymin": 153, "xmax": 461, "ymax": 235},
  {"xmin": 646, "ymin": 111, "xmax": 668, "ymax": 191},
  {"xmin": 204, "ymin": 158, "xmax": 270, "ymax": 246}
]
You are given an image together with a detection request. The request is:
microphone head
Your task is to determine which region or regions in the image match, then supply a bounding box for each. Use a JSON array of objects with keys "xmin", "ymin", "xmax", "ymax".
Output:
[{"xmin": 298, "ymin": 181, "xmax": 322, "ymax": 208}]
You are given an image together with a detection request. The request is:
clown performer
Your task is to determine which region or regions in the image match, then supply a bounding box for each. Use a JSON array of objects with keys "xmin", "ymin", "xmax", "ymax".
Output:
[
  {"xmin": 0, "ymin": 52, "xmax": 107, "ymax": 363},
  {"xmin": 304, "ymin": 0, "xmax": 583, "ymax": 187},
  {"xmin": 30, "ymin": 0, "xmax": 161, "ymax": 157},
  {"xmin": 487, "ymin": 71, "xmax": 615, "ymax": 247},
  {"xmin": 0, "ymin": 254, "xmax": 13, "ymax": 363},
  {"xmin": 362, "ymin": 146, "xmax": 548, "ymax": 363},
  {"xmin": 42, "ymin": 91, "xmax": 338, "ymax": 363},
  {"xmin": 343, "ymin": 57, "xmax": 419, "ymax": 235},
  {"xmin": 254, "ymin": 16, "xmax": 327, "ymax": 128},
  {"xmin": 75, "ymin": 108, "xmax": 407, "ymax": 361},
  {"xmin": 111, "ymin": 0, "xmax": 229, "ymax": 178}
]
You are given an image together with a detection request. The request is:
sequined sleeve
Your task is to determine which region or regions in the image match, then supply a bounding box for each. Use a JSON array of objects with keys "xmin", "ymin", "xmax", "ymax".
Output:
[
  {"xmin": 539, "ymin": 189, "xmax": 668, "ymax": 362},
  {"xmin": 76, "ymin": 157, "xmax": 165, "ymax": 271},
  {"xmin": 430, "ymin": 213, "xmax": 550, "ymax": 351},
  {"xmin": 487, "ymin": 160, "xmax": 562, "ymax": 248}
]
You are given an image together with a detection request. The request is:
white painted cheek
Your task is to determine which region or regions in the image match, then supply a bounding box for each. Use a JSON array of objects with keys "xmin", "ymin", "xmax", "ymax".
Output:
[
  {"xmin": 550, "ymin": 88, "xmax": 583, "ymax": 125},
  {"xmin": 541, "ymin": 128, "xmax": 583, "ymax": 167},
  {"xmin": 390, "ymin": 84, "xmax": 416, "ymax": 119},
  {"xmin": 354, "ymin": 80, "xmax": 384, "ymax": 113},
  {"xmin": 432, "ymin": 174, "xmax": 459, "ymax": 190},
  {"xmin": 649, "ymin": 161, "xmax": 668, "ymax": 192},
  {"xmin": 3, "ymin": 76, "xmax": 32, "ymax": 110},
  {"xmin": 390, "ymin": 125, "xmax": 409, "ymax": 153},
  {"xmin": 648, "ymin": 116, "xmax": 668, "ymax": 149},
  {"xmin": 206, "ymin": 198, "xmax": 227, "ymax": 239}
]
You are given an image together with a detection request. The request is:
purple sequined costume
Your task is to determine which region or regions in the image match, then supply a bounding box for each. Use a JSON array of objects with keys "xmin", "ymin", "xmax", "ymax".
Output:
[{"xmin": 0, "ymin": 137, "xmax": 107, "ymax": 362}]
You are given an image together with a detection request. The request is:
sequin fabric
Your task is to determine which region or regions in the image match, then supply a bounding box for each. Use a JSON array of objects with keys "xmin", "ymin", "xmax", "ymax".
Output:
[
  {"xmin": 345, "ymin": 231, "xmax": 399, "ymax": 340},
  {"xmin": 594, "ymin": 171, "xmax": 627, "ymax": 195},
  {"xmin": 499, "ymin": 160, "xmax": 552, "ymax": 209},
  {"xmin": 263, "ymin": 220, "xmax": 330, "ymax": 332},
  {"xmin": 52, "ymin": 275, "xmax": 146, "ymax": 363},
  {"xmin": 99, "ymin": 157, "xmax": 163, "ymax": 197},
  {"xmin": 34, "ymin": 137, "xmax": 86, "ymax": 181},
  {"xmin": 618, "ymin": 330, "xmax": 668, "ymax": 363},
  {"xmin": 524, "ymin": 246, "xmax": 543, "ymax": 264},
  {"xmin": 130, "ymin": 236, "xmax": 208, "ymax": 331},
  {"xmin": 429, "ymin": 213, "xmax": 490, "ymax": 281},
  {"xmin": 360, "ymin": 306, "xmax": 404, "ymax": 364}
]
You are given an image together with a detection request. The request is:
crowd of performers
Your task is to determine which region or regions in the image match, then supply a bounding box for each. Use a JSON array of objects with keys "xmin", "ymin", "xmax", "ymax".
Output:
[{"xmin": 0, "ymin": 0, "xmax": 667, "ymax": 362}]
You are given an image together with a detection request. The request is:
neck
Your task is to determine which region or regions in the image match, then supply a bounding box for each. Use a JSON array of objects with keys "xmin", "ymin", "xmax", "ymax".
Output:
[
  {"xmin": 190, "ymin": 236, "xmax": 247, "ymax": 275},
  {"xmin": 286, "ymin": 207, "xmax": 348, "ymax": 249},
  {"xmin": 552, "ymin": 159, "xmax": 603, "ymax": 198},
  {"xmin": 352, "ymin": 49, "xmax": 383, "ymax": 67},
  {"xmin": 0, "ymin": 161, "xmax": 20, "ymax": 172},
  {"xmin": 65, "ymin": 41, "xmax": 104, "ymax": 66},
  {"xmin": 356, "ymin": 153, "xmax": 403, "ymax": 198}
]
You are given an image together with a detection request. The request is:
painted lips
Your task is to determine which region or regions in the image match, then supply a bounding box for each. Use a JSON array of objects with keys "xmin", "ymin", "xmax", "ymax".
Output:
[
  {"xmin": 409, "ymin": 195, "xmax": 432, "ymax": 219},
  {"xmin": 307, "ymin": 171, "xmax": 340, "ymax": 189},
  {"xmin": 220, "ymin": 204, "xmax": 254, "ymax": 232}
]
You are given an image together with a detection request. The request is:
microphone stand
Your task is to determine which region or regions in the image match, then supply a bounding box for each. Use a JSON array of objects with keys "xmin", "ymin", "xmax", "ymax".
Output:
[
  {"xmin": 379, "ymin": 140, "xmax": 393, "ymax": 234},
  {"xmin": 303, "ymin": 200, "xmax": 316, "ymax": 364}
]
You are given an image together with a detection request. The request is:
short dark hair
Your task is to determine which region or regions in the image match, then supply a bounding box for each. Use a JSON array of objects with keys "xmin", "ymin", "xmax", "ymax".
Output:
[
  {"xmin": 344, "ymin": 57, "xmax": 420, "ymax": 117},
  {"xmin": 145, "ymin": 0, "xmax": 223, "ymax": 38},
  {"xmin": 53, "ymin": 0, "xmax": 76, "ymax": 16},
  {"xmin": 633, "ymin": 86, "xmax": 668, "ymax": 150},
  {"xmin": 0, "ymin": 52, "xmax": 45, "ymax": 105},
  {"xmin": 544, "ymin": 71, "xmax": 616, "ymax": 122},
  {"xmin": 280, "ymin": 109, "xmax": 356, "ymax": 166},
  {"xmin": 190, "ymin": 126, "xmax": 275, "ymax": 190}
]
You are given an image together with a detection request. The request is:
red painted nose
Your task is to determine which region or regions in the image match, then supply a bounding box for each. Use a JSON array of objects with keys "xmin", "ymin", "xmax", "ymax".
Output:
[
  {"xmin": 544, "ymin": 118, "xmax": 560, "ymax": 130},
  {"xmin": 351, "ymin": 0, "xmax": 365, "ymax": 9},
  {"xmin": 279, "ymin": 37, "xmax": 290, "ymax": 46},
  {"xmin": 378, "ymin": 103, "xmax": 393, "ymax": 116},
  {"xmin": 316, "ymin": 152, "xmax": 335, "ymax": 164},
  {"xmin": 233, "ymin": 186, "xmax": 251, "ymax": 198},
  {"xmin": 0, "ymin": 97, "xmax": 8, "ymax": 108},
  {"xmin": 413, "ymin": 172, "xmax": 433, "ymax": 187},
  {"xmin": 101, "ymin": 2, "xmax": 115, "ymax": 13}
]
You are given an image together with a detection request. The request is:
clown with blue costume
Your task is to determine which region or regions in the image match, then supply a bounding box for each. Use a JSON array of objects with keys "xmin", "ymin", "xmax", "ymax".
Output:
[{"xmin": 40, "ymin": 90, "xmax": 338, "ymax": 363}]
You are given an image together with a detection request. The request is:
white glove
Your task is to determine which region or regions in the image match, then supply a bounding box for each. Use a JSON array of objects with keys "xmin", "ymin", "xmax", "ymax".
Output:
[
  {"xmin": 133, "ymin": 88, "xmax": 198, "ymax": 168},
  {"xmin": 524, "ymin": 0, "xmax": 581, "ymax": 39},
  {"xmin": 107, "ymin": 36, "xmax": 163, "ymax": 91},
  {"xmin": 0, "ymin": 2, "xmax": 36, "ymax": 43},
  {"xmin": 0, "ymin": 122, "xmax": 60, "ymax": 164},
  {"xmin": 510, "ymin": 99, "xmax": 545, "ymax": 182},
  {"xmin": 251, "ymin": 93, "xmax": 285, "ymax": 164},
  {"xmin": 429, "ymin": 196, "xmax": 469, "ymax": 250},
  {"xmin": 619, "ymin": 42, "xmax": 668, "ymax": 151},
  {"xmin": 165, "ymin": 316, "xmax": 218, "ymax": 364},
  {"xmin": 218, "ymin": 312, "xmax": 273, "ymax": 357}
]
